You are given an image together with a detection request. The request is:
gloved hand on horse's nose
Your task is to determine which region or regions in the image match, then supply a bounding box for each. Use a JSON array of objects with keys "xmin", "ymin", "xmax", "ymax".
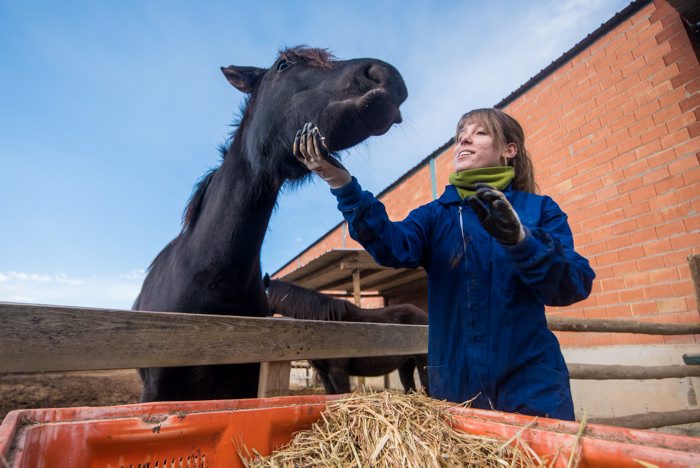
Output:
[
  {"xmin": 468, "ymin": 183, "xmax": 525, "ymax": 245},
  {"xmin": 293, "ymin": 122, "xmax": 352, "ymax": 189}
]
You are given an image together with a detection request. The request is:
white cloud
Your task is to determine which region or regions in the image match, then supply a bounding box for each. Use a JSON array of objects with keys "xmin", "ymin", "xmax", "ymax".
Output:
[{"xmin": 0, "ymin": 270, "xmax": 144, "ymax": 310}]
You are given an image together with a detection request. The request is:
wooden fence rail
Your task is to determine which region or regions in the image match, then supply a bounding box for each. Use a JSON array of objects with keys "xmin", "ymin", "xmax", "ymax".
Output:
[
  {"xmin": 1, "ymin": 301, "xmax": 699, "ymax": 429},
  {"xmin": 0, "ymin": 302, "xmax": 427, "ymax": 373}
]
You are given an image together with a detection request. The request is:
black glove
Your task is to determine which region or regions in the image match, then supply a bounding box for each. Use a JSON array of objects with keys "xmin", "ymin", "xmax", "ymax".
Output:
[
  {"xmin": 468, "ymin": 183, "xmax": 525, "ymax": 245},
  {"xmin": 293, "ymin": 122, "xmax": 352, "ymax": 189}
]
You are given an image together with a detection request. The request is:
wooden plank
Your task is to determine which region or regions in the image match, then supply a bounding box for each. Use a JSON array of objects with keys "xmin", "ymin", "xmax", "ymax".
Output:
[
  {"xmin": 548, "ymin": 317, "xmax": 700, "ymax": 335},
  {"xmin": 0, "ymin": 302, "xmax": 428, "ymax": 373},
  {"xmin": 257, "ymin": 361, "xmax": 292, "ymax": 397},
  {"xmin": 589, "ymin": 409, "xmax": 700, "ymax": 430},
  {"xmin": 568, "ymin": 363, "xmax": 700, "ymax": 380}
]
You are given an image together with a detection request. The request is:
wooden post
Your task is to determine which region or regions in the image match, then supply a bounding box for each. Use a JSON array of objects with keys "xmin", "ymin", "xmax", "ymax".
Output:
[
  {"xmin": 258, "ymin": 361, "xmax": 292, "ymax": 397},
  {"xmin": 689, "ymin": 254, "xmax": 700, "ymax": 315},
  {"xmin": 352, "ymin": 269, "xmax": 366, "ymax": 390}
]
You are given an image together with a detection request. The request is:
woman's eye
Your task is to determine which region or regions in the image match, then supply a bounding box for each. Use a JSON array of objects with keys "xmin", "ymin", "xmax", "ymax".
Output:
[{"xmin": 276, "ymin": 60, "xmax": 292, "ymax": 72}]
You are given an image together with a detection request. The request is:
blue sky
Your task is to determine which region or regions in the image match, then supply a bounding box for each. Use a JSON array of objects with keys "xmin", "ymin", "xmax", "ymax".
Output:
[{"xmin": 0, "ymin": 0, "xmax": 630, "ymax": 309}]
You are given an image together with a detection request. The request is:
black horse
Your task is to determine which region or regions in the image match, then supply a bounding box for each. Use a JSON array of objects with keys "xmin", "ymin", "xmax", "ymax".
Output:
[
  {"xmin": 134, "ymin": 47, "xmax": 407, "ymax": 402},
  {"xmin": 265, "ymin": 278, "xmax": 429, "ymax": 395}
]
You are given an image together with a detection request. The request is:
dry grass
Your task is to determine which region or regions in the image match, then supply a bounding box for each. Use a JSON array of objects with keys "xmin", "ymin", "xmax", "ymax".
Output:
[{"xmin": 240, "ymin": 390, "xmax": 551, "ymax": 468}]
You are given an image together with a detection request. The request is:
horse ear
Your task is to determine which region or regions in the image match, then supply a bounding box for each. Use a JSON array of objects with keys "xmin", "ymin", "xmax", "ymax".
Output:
[
  {"xmin": 221, "ymin": 65, "xmax": 265, "ymax": 94},
  {"xmin": 263, "ymin": 273, "xmax": 270, "ymax": 288}
]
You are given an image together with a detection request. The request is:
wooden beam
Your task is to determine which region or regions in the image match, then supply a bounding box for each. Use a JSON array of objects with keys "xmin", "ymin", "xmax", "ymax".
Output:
[
  {"xmin": 689, "ymin": 254, "xmax": 700, "ymax": 313},
  {"xmin": 352, "ymin": 270, "xmax": 362, "ymax": 306},
  {"xmin": 568, "ymin": 363, "xmax": 700, "ymax": 380},
  {"xmin": 589, "ymin": 409, "xmax": 700, "ymax": 429},
  {"xmin": 0, "ymin": 302, "xmax": 428, "ymax": 373},
  {"xmin": 340, "ymin": 261, "xmax": 387, "ymax": 270},
  {"xmin": 548, "ymin": 317, "xmax": 700, "ymax": 335},
  {"xmin": 291, "ymin": 252, "xmax": 358, "ymax": 285}
]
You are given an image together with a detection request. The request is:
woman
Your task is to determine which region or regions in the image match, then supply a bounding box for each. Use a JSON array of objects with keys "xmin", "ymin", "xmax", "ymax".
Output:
[{"xmin": 293, "ymin": 109, "xmax": 594, "ymax": 420}]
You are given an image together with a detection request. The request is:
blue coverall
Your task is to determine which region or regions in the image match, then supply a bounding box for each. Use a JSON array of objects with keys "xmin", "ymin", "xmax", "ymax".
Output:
[{"xmin": 331, "ymin": 177, "xmax": 595, "ymax": 420}]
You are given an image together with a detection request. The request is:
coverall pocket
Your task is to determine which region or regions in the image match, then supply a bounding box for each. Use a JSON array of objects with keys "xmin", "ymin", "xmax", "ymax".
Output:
[{"xmin": 500, "ymin": 364, "xmax": 574, "ymax": 420}]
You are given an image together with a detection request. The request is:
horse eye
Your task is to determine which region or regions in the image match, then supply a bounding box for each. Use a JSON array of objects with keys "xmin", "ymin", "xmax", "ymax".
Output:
[{"xmin": 276, "ymin": 60, "xmax": 292, "ymax": 72}]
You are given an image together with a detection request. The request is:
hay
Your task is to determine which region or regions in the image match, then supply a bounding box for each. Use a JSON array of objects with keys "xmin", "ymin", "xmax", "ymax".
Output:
[{"xmin": 240, "ymin": 390, "xmax": 548, "ymax": 468}]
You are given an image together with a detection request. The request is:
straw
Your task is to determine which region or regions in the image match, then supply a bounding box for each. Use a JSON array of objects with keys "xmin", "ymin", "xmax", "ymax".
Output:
[{"xmin": 240, "ymin": 390, "xmax": 549, "ymax": 468}]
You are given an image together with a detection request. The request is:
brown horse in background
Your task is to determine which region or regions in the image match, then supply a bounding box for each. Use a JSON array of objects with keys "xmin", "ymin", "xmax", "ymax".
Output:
[{"xmin": 265, "ymin": 277, "xmax": 428, "ymax": 395}]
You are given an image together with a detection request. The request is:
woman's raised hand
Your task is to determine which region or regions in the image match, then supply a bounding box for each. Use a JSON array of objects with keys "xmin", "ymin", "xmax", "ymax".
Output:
[{"xmin": 293, "ymin": 122, "xmax": 352, "ymax": 189}]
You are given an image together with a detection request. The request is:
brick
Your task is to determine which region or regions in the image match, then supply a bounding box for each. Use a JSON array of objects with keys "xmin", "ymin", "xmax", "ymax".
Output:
[
  {"xmin": 627, "ymin": 183, "xmax": 656, "ymax": 202},
  {"xmin": 649, "ymin": 63, "xmax": 680, "ymax": 87},
  {"xmin": 646, "ymin": 148, "xmax": 677, "ymax": 170},
  {"xmin": 661, "ymin": 128, "xmax": 690, "ymax": 148},
  {"xmin": 647, "ymin": 189, "xmax": 680, "ymax": 211},
  {"xmin": 682, "ymin": 166, "xmax": 700, "ymax": 185},
  {"xmin": 618, "ymin": 245, "xmax": 645, "ymax": 262},
  {"xmin": 654, "ymin": 20, "xmax": 686, "ymax": 45},
  {"xmin": 655, "ymin": 219, "xmax": 687, "ymax": 238},
  {"xmin": 689, "ymin": 122, "xmax": 700, "ymax": 138},
  {"xmin": 671, "ymin": 68, "xmax": 700, "ymax": 89},
  {"xmin": 631, "ymin": 301, "xmax": 657, "ymax": 315},
  {"xmin": 605, "ymin": 304, "xmax": 632, "ymax": 318},
  {"xmin": 648, "ymin": 266, "xmax": 680, "ymax": 282},
  {"xmin": 679, "ymin": 93, "xmax": 700, "ymax": 114},
  {"xmin": 674, "ymin": 137, "xmax": 700, "ymax": 158},
  {"xmin": 634, "ymin": 139, "xmax": 663, "ymax": 159},
  {"xmin": 671, "ymin": 280, "xmax": 694, "ymax": 296},
  {"xmin": 600, "ymin": 276, "xmax": 626, "ymax": 292},
  {"xmin": 665, "ymin": 111, "xmax": 697, "ymax": 134},
  {"xmin": 644, "ymin": 283, "xmax": 672, "ymax": 299},
  {"xmin": 668, "ymin": 154, "xmax": 699, "ymax": 175},
  {"xmin": 633, "ymin": 99, "xmax": 661, "ymax": 120},
  {"xmin": 656, "ymin": 297, "xmax": 687, "ymax": 313},
  {"xmin": 670, "ymin": 233, "xmax": 700, "ymax": 250},
  {"xmin": 588, "ymin": 334, "xmax": 615, "ymax": 346},
  {"xmin": 637, "ymin": 334, "xmax": 666, "ymax": 345},
  {"xmin": 642, "ymin": 166, "xmax": 671, "ymax": 185},
  {"xmin": 663, "ymin": 249, "xmax": 692, "ymax": 268},
  {"xmin": 623, "ymin": 200, "xmax": 650, "ymax": 218},
  {"xmin": 637, "ymin": 255, "xmax": 663, "ymax": 272},
  {"xmin": 652, "ymin": 102, "xmax": 682, "ymax": 126},
  {"xmin": 642, "ymin": 237, "xmax": 672, "ymax": 256}
]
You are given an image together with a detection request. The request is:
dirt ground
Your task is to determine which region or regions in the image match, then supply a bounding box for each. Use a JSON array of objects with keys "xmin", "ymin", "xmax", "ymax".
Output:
[
  {"xmin": 0, "ymin": 370, "xmax": 143, "ymax": 421},
  {"xmin": 0, "ymin": 369, "xmax": 326, "ymax": 422}
]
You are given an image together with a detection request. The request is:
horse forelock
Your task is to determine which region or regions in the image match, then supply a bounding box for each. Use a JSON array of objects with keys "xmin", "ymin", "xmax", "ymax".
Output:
[{"xmin": 279, "ymin": 46, "xmax": 335, "ymax": 70}]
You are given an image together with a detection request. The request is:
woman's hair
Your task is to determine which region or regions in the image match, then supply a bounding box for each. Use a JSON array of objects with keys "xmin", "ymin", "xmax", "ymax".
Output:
[{"xmin": 455, "ymin": 108, "xmax": 538, "ymax": 194}]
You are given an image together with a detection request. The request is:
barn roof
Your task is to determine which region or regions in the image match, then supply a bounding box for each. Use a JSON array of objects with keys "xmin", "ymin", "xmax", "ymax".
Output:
[{"xmin": 275, "ymin": 249, "xmax": 427, "ymax": 299}]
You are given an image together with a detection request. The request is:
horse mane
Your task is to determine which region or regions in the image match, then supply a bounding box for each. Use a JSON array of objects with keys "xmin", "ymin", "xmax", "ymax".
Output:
[
  {"xmin": 279, "ymin": 46, "xmax": 335, "ymax": 70},
  {"xmin": 267, "ymin": 280, "xmax": 349, "ymax": 321},
  {"xmin": 173, "ymin": 47, "xmax": 335, "ymax": 236}
]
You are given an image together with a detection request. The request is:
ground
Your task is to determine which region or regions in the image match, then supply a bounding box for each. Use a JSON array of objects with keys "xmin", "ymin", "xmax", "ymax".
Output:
[
  {"xmin": 0, "ymin": 369, "xmax": 325, "ymax": 422},
  {"xmin": 0, "ymin": 370, "xmax": 142, "ymax": 421}
]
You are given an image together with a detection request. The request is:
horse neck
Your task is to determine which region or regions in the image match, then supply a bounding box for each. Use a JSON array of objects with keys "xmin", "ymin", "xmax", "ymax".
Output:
[{"xmin": 183, "ymin": 147, "xmax": 281, "ymax": 276}]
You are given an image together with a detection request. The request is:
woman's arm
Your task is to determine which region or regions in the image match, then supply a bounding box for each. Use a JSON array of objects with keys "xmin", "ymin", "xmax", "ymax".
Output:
[
  {"xmin": 332, "ymin": 177, "xmax": 430, "ymax": 269},
  {"xmin": 503, "ymin": 197, "xmax": 595, "ymax": 306}
]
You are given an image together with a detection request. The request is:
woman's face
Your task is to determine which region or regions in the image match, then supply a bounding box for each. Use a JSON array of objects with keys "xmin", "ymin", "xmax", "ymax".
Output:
[{"xmin": 453, "ymin": 120, "xmax": 516, "ymax": 172}]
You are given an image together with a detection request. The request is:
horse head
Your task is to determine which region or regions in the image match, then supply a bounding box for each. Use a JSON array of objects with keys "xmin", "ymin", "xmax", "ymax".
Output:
[{"xmin": 221, "ymin": 46, "xmax": 408, "ymax": 183}]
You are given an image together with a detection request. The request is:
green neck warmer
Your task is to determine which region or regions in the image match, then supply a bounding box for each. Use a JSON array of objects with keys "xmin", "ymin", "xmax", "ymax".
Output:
[{"xmin": 449, "ymin": 166, "xmax": 515, "ymax": 199}]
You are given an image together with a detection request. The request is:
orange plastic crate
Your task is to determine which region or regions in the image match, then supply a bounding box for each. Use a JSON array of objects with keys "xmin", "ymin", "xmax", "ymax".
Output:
[{"xmin": 1, "ymin": 395, "xmax": 698, "ymax": 467}]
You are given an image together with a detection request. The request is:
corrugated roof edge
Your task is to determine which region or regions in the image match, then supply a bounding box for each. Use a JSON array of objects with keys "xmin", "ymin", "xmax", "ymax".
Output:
[{"xmin": 272, "ymin": 0, "xmax": 650, "ymax": 277}]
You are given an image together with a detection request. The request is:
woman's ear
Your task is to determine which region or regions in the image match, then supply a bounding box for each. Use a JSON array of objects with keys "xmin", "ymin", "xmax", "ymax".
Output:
[{"xmin": 503, "ymin": 142, "xmax": 518, "ymax": 160}]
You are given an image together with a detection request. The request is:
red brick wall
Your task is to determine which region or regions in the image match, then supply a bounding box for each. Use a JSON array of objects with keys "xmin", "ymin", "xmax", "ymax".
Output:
[{"xmin": 277, "ymin": 0, "xmax": 700, "ymax": 347}]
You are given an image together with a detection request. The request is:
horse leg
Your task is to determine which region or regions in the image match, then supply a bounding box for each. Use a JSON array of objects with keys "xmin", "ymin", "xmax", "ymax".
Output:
[
  {"xmin": 327, "ymin": 366, "xmax": 351, "ymax": 394},
  {"xmin": 416, "ymin": 354, "xmax": 429, "ymax": 396},
  {"xmin": 398, "ymin": 359, "xmax": 417, "ymax": 393},
  {"xmin": 315, "ymin": 369, "xmax": 336, "ymax": 394}
]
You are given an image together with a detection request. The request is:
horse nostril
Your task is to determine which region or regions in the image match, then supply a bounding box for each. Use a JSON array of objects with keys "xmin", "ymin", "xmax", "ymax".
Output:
[{"xmin": 364, "ymin": 63, "xmax": 387, "ymax": 85}]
